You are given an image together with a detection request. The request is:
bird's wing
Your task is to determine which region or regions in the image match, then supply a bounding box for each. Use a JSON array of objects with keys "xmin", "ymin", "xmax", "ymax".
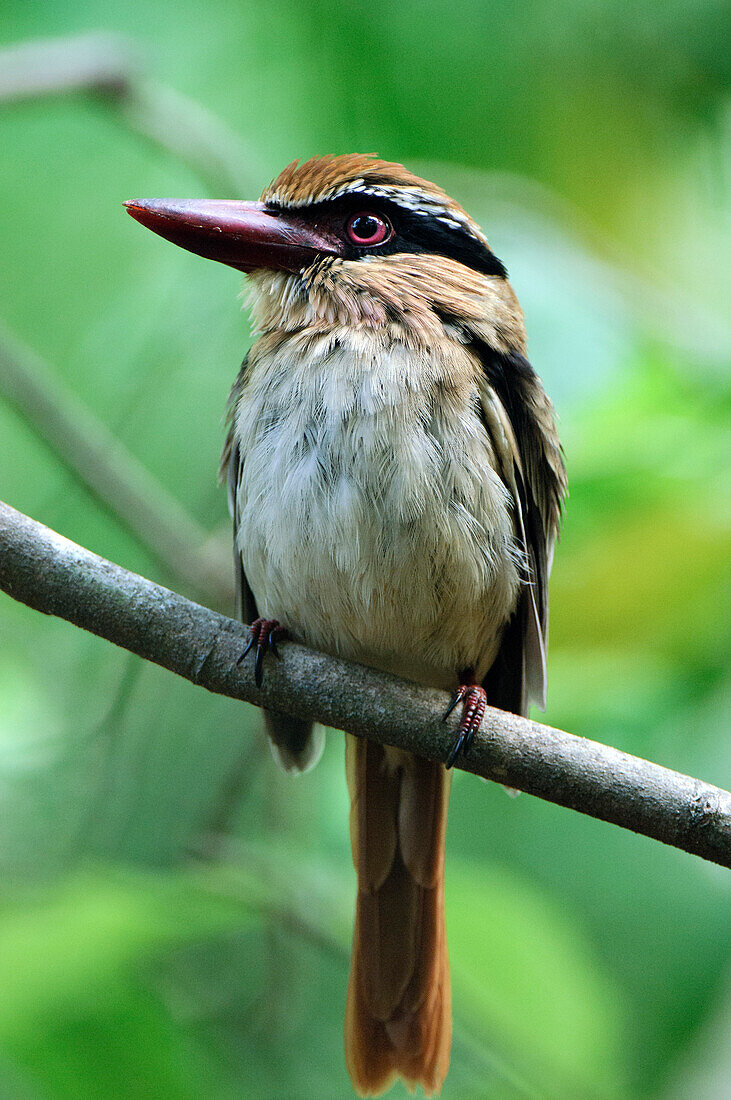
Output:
[
  {"xmin": 475, "ymin": 345, "xmax": 567, "ymax": 717},
  {"xmin": 220, "ymin": 353, "xmax": 320, "ymax": 772},
  {"xmin": 220, "ymin": 353, "xmax": 258, "ymax": 624}
]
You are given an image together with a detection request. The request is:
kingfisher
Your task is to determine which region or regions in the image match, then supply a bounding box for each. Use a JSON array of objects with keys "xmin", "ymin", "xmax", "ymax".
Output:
[{"xmin": 125, "ymin": 154, "xmax": 566, "ymax": 1096}]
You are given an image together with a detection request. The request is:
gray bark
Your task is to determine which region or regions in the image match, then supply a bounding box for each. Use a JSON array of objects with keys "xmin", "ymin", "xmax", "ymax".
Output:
[{"xmin": 1, "ymin": 499, "xmax": 729, "ymax": 869}]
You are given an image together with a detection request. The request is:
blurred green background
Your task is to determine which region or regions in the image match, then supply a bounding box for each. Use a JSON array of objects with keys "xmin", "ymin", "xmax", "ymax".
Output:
[{"xmin": 0, "ymin": 2, "xmax": 729, "ymax": 1097}]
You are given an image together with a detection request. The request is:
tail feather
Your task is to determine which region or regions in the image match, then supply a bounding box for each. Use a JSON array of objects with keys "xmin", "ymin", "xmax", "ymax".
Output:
[{"xmin": 345, "ymin": 735, "xmax": 451, "ymax": 1096}]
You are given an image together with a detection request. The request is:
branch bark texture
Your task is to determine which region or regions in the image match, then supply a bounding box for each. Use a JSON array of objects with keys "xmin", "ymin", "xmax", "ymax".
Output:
[{"xmin": 1, "ymin": 500, "xmax": 729, "ymax": 869}]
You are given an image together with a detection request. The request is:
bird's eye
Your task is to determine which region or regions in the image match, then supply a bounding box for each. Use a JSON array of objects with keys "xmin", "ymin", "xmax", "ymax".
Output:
[{"xmin": 346, "ymin": 211, "xmax": 391, "ymax": 246}]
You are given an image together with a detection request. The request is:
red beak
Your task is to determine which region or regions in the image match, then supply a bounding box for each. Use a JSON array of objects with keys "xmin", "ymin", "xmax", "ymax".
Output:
[{"xmin": 123, "ymin": 199, "xmax": 339, "ymax": 273}]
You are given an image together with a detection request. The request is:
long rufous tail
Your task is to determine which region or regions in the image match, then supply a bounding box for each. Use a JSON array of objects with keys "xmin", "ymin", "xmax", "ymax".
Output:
[{"xmin": 345, "ymin": 734, "xmax": 452, "ymax": 1096}]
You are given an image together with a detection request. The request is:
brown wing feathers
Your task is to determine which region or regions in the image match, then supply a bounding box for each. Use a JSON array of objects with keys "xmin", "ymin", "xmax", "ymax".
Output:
[{"xmin": 477, "ymin": 344, "xmax": 566, "ymax": 717}]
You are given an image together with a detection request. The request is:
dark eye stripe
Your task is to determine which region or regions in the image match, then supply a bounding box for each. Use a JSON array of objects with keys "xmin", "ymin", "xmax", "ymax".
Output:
[
  {"xmin": 264, "ymin": 196, "xmax": 507, "ymax": 277},
  {"xmin": 386, "ymin": 207, "xmax": 507, "ymax": 278}
]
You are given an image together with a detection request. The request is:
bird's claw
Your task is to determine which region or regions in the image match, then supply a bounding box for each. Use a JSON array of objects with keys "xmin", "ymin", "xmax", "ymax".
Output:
[
  {"xmin": 444, "ymin": 683, "xmax": 487, "ymax": 768},
  {"xmin": 237, "ymin": 618, "xmax": 287, "ymax": 687}
]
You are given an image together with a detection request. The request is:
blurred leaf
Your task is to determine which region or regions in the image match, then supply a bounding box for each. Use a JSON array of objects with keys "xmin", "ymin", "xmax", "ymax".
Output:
[
  {"xmin": 0, "ymin": 867, "xmax": 259, "ymax": 1099},
  {"xmin": 448, "ymin": 860, "xmax": 628, "ymax": 1099},
  {"xmin": 0, "ymin": 868, "xmax": 255, "ymax": 1036}
]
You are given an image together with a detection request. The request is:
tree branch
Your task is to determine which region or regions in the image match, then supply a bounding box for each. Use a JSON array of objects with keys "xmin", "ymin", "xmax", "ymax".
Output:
[
  {"xmin": 0, "ymin": 324, "xmax": 232, "ymax": 608},
  {"xmin": 1, "ymin": 499, "xmax": 729, "ymax": 869}
]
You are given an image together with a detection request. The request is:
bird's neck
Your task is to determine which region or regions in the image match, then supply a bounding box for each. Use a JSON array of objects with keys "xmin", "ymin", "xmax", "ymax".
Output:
[
  {"xmin": 245, "ymin": 257, "xmax": 527, "ymax": 357},
  {"xmin": 246, "ymin": 321, "xmax": 479, "ymax": 412}
]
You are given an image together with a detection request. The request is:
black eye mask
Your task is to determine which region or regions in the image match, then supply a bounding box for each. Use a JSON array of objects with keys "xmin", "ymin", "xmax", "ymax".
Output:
[{"xmin": 265, "ymin": 196, "xmax": 508, "ymax": 278}]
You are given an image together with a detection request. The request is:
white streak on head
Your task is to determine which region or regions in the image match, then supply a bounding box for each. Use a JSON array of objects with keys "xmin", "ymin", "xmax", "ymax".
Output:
[{"xmin": 266, "ymin": 179, "xmax": 490, "ymax": 247}]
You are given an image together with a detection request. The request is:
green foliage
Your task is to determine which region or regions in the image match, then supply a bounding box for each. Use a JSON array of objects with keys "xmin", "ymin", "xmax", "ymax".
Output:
[
  {"xmin": 448, "ymin": 861, "xmax": 628, "ymax": 1098},
  {"xmin": 0, "ymin": 1, "xmax": 728, "ymax": 1097},
  {"xmin": 0, "ymin": 870, "xmax": 256, "ymax": 1099}
]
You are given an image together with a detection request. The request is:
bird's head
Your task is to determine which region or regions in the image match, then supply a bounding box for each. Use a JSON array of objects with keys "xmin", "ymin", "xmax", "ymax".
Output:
[{"xmin": 125, "ymin": 154, "xmax": 525, "ymax": 350}]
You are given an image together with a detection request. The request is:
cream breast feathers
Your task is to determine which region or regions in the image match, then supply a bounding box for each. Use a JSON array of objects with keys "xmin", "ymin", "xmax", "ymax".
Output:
[{"xmin": 230, "ymin": 323, "xmax": 522, "ymax": 688}]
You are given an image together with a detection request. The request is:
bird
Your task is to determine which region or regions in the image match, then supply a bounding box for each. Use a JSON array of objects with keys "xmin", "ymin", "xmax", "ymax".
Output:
[{"xmin": 125, "ymin": 154, "xmax": 566, "ymax": 1097}]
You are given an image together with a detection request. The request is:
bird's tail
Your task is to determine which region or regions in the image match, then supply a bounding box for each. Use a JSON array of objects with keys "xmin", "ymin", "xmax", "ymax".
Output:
[{"xmin": 345, "ymin": 734, "xmax": 452, "ymax": 1097}]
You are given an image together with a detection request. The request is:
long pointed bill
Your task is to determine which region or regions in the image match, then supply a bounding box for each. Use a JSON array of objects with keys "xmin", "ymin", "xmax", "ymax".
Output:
[{"xmin": 124, "ymin": 199, "xmax": 339, "ymax": 273}]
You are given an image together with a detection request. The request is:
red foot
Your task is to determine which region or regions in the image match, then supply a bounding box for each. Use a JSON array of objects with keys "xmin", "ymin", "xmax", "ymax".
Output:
[
  {"xmin": 444, "ymin": 676, "xmax": 487, "ymax": 768},
  {"xmin": 237, "ymin": 618, "xmax": 288, "ymax": 687}
]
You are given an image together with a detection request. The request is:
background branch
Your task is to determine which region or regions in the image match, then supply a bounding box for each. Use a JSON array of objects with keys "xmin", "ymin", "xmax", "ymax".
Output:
[
  {"xmin": 0, "ymin": 33, "xmax": 261, "ymax": 195},
  {"xmin": 0, "ymin": 325, "xmax": 232, "ymax": 607},
  {"xmin": 0, "ymin": 32, "xmax": 258, "ymax": 609},
  {"xmin": 1, "ymin": 498, "xmax": 728, "ymax": 869}
]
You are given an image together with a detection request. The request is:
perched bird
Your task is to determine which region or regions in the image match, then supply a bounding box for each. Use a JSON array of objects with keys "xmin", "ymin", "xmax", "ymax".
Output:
[{"xmin": 125, "ymin": 155, "xmax": 566, "ymax": 1096}]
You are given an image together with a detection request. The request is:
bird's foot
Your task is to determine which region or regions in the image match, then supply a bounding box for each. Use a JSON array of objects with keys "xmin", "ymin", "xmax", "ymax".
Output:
[
  {"xmin": 237, "ymin": 618, "xmax": 288, "ymax": 687},
  {"xmin": 444, "ymin": 677, "xmax": 487, "ymax": 768}
]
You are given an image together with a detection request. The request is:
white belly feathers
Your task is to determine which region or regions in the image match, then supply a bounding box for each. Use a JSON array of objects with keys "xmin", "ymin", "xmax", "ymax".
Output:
[{"xmin": 232, "ymin": 329, "xmax": 520, "ymax": 689}]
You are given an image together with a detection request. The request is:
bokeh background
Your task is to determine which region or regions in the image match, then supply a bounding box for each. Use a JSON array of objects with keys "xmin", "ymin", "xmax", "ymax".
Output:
[{"xmin": 0, "ymin": 2, "xmax": 729, "ymax": 1097}]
